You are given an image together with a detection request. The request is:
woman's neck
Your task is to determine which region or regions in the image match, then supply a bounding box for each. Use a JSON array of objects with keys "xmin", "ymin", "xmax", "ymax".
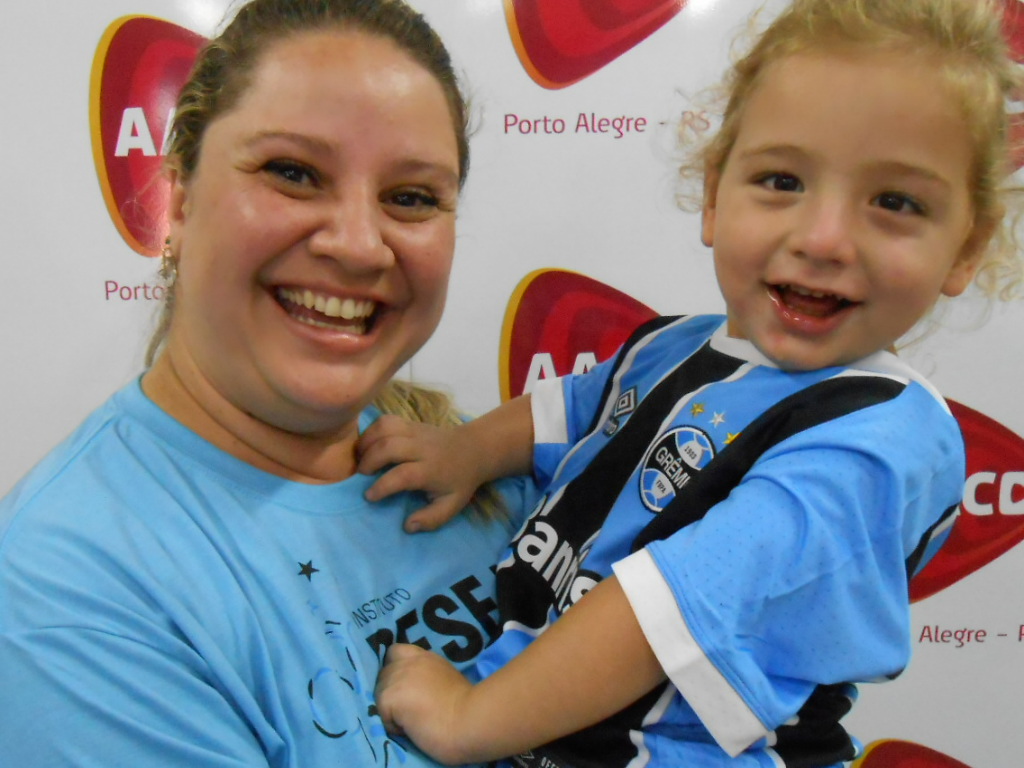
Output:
[{"xmin": 142, "ymin": 353, "xmax": 360, "ymax": 484}]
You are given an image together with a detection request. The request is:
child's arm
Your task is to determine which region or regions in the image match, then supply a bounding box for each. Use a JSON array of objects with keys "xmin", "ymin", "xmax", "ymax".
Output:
[
  {"xmin": 357, "ymin": 395, "xmax": 535, "ymax": 532},
  {"xmin": 374, "ymin": 575, "xmax": 666, "ymax": 764}
]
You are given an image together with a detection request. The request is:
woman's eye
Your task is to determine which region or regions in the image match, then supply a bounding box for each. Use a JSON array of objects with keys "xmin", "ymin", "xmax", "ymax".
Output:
[
  {"xmin": 264, "ymin": 160, "xmax": 318, "ymax": 188},
  {"xmin": 874, "ymin": 192, "xmax": 925, "ymax": 216},
  {"xmin": 389, "ymin": 190, "xmax": 440, "ymax": 209},
  {"xmin": 757, "ymin": 173, "xmax": 803, "ymax": 193}
]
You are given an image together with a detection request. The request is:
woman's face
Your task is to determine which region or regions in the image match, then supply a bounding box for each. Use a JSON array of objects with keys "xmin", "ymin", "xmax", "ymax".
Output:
[{"xmin": 165, "ymin": 30, "xmax": 460, "ymax": 437}]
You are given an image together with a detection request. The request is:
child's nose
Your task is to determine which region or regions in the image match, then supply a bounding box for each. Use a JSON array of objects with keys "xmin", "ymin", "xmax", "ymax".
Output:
[{"xmin": 788, "ymin": 195, "xmax": 856, "ymax": 265}]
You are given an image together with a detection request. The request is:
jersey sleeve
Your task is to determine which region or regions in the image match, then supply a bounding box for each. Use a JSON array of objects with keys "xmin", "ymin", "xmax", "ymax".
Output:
[
  {"xmin": 614, "ymin": 384, "xmax": 965, "ymax": 756},
  {"xmin": 530, "ymin": 357, "xmax": 619, "ymax": 488}
]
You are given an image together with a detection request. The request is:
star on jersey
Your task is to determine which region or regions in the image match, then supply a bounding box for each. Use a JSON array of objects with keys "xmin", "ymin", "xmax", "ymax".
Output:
[
  {"xmin": 725, "ymin": 432, "xmax": 740, "ymax": 444},
  {"xmin": 710, "ymin": 411, "xmax": 726, "ymax": 427},
  {"xmin": 298, "ymin": 560, "xmax": 320, "ymax": 581},
  {"xmin": 690, "ymin": 402, "xmax": 705, "ymax": 417}
]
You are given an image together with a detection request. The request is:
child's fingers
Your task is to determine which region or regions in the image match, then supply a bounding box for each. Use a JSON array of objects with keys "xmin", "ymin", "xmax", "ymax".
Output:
[
  {"xmin": 385, "ymin": 642, "xmax": 427, "ymax": 664},
  {"xmin": 363, "ymin": 462, "xmax": 430, "ymax": 502},
  {"xmin": 357, "ymin": 416, "xmax": 414, "ymax": 463},
  {"xmin": 361, "ymin": 414, "xmax": 411, "ymax": 444},
  {"xmin": 376, "ymin": 645, "xmax": 410, "ymax": 735},
  {"xmin": 357, "ymin": 431, "xmax": 434, "ymax": 476},
  {"xmin": 404, "ymin": 496, "xmax": 467, "ymax": 533}
]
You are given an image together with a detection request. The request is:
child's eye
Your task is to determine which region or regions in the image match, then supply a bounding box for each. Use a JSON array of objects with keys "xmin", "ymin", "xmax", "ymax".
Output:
[
  {"xmin": 264, "ymin": 159, "xmax": 319, "ymax": 188},
  {"xmin": 873, "ymin": 191, "xmax": 926, "ymax": 216},
  {"xmin": 757, "ymin": 173, "xmax": 803, "ymax": 193}
]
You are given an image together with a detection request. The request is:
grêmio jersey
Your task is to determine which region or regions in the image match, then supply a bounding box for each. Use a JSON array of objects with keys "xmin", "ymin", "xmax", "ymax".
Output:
[{"xmin": 474, "ymin": 315, "xmax": 963, "ymax": 768}]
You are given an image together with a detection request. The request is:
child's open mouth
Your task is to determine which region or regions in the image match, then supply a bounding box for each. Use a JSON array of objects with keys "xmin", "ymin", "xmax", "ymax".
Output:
[
  {"xmin": 772, "ymin": 284, "xmax": 855, "ymax": 319},
  {"xmin": 275, "ymin": 287, "xmax": 378, "ymax": 334}
]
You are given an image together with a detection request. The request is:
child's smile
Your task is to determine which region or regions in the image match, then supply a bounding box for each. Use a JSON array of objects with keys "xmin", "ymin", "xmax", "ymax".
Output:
[
  {"xmin": 769, "ymin": 283, "xmax": 857, "ymax": 326},
  {"xmin": 702, "ymin": 50, "xmax": 983, "ymax": 370}
]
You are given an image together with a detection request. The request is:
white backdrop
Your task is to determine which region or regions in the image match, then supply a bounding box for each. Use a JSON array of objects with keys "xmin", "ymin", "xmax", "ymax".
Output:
[{"xmin": 3, "ymin": 1, "xmax": 1023, "ymax": 765}]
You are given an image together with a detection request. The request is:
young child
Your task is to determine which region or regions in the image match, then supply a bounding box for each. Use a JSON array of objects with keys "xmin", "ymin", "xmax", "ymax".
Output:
[{"xmin": 359, "ymin": 0, "xmax": 1024, "ymax": 765}]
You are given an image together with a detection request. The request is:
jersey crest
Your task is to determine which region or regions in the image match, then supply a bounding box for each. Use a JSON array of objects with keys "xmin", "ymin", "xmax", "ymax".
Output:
[{"xmin": 639, "ymin": 426, "xmax": 715, "ymax": 512}]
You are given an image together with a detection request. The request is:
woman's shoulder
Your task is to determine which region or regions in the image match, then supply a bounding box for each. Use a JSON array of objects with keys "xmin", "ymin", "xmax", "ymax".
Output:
[
  {"xmin": 0, "ymin": 388, "xmax": 133, "ymax": 521},
  {"xmin": 0, "ymin": 380, "xmax": 216, "ymax": 560}
]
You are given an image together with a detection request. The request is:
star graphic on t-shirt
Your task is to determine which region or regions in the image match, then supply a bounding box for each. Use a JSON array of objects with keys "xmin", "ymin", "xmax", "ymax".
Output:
[
  {"xmin": 710, "ymin": 411, "xmax": 726, "ymax": 427},
  {"xmin": 690, "ymin": 402, "xmax": 705, "ymax": 417},
  {"xmin": 298, "ymin": 561, "xmax": 320, "ymax": 581}
]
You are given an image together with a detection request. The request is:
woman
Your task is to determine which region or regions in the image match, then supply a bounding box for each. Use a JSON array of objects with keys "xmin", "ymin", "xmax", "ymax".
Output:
[{"xmin": 0, "ymin": 1, "xmax": 533, "ymax": 766}]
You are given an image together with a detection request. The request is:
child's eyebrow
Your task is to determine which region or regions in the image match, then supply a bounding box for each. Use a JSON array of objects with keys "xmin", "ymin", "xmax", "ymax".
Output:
[
  {"xmin": 733, "ymin": 143, "xmax": 805, "ymax": 163},
  {"xmin": 735, "ymin": 144, "xmax": 954, "ymax": 189},
  {"xmin": 867, "ymin": 160, "xmax": 954, "ymax": 191}
]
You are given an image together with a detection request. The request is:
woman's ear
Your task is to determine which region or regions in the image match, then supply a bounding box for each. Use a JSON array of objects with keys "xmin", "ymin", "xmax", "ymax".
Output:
[
  {"xmin": 701, "ymin": 167, "xmax": 721, "ymax": 248},
  {"xmin": 167, "ymin": 166, "xmax": 190, "ymax": 233}
]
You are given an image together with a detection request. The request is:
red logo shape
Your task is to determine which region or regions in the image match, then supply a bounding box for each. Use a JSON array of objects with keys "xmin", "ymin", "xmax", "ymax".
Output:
[
  {"xmin": 504, "ymin": 0, "xmax": 687, "ymax": 88},
  {"xmin": 501, "ymin": 269, "xmax": 1024, "ymax": 600},
  {"xmin": 90, "ymin": 16, "xmax": 204, "ymax": 256},
  {"xmin": 909, "ymin": 398, "xmax": 1024, "ymax": 601},
  {"xmin": 855, "ymin": 740, "xmax": 972, "ymax": 768},
  {"xmin": 500, "ymin": 269, "xmax": 656, "ymax": 400}
]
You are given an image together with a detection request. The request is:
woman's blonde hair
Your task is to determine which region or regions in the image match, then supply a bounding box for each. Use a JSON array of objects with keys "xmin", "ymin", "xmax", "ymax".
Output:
[{"xmin": 686, "ymin": 0, "xmax": 1024, "ymax": 299}]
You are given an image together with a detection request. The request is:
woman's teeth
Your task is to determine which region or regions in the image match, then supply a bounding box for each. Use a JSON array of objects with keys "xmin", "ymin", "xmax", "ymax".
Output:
[
  {"xmin": 279, "ymin": 288, "xmax": 375, "ymax": 320},
  {"xmin": 276, "ymin": 288, "xmax": 376, "ymax": 332}
]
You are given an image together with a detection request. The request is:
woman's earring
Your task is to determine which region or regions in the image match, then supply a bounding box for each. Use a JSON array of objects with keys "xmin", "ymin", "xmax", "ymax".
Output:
[{"xmin": 160, "ymin": 237, "xmax": 178, "ymax": 285}]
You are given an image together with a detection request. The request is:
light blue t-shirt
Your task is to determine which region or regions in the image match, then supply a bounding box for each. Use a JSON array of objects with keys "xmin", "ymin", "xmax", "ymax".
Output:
[{"xmin": 0, "ymin": 380, "xmax": 535, "ymax": 768}]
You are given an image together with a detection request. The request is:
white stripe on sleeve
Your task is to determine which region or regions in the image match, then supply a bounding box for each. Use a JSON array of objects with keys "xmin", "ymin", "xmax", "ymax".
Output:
[
  {"xmin": 531, "ymin": 377, "xmax": 569, "ymax": 445},
  {"xmin": 613, "ymin": 549, "xmax": 768, "ymax": 757}
]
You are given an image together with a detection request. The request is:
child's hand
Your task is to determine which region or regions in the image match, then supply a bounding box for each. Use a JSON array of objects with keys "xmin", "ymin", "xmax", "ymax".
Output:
[
  {"xmin": 375, "ymin": 643, "xmax": 473, "ymax": 765},
  {"xmin": 357, "ymin": 415, "xmax": 484, "ymax": 532}
]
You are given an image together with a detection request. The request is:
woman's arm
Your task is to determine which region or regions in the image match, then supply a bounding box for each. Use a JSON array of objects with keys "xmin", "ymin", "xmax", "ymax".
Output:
[
  {"xmin": 358, "ymin": 395, "xmax": 535, "ymax": 531},
  {"xmin": 374, "ymin": 575, "xmax": 665, "ymax": 764}
]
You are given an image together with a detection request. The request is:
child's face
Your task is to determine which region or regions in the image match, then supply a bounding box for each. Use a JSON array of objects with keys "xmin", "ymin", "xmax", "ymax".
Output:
[{"xmin": 702, "ymin": 51, "xmax": 983, "ymax": 371}]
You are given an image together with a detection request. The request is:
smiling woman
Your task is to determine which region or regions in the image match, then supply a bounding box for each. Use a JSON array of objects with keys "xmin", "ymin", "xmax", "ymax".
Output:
[
  {"xmin": 148, "ymin": 28, "xmax": 464, "ymax": 475},
  {"xmin": 0, "ymin": 2, "xmax": 534, "ymax": 767}
]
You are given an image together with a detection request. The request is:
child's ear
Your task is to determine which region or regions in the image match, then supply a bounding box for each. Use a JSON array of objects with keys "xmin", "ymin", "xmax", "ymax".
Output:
[
  {"xmin": 701, "ymin": 166, "xmax": 721, "ymax": 248},
  {"xmin": 941, "ymin": 215, "xmax": 997, "ymax": 297}
]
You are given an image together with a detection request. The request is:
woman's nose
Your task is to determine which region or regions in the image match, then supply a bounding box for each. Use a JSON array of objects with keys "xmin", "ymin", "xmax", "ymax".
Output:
[{"xmin": 309, "ymin": 194, "xmax": 394, "ymax": 272}]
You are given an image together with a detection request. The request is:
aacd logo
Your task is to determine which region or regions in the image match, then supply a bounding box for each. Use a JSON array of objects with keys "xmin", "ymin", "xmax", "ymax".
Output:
[{"xmin": 90, "ymin": 16, "xmax": 204, "ymax": 256}]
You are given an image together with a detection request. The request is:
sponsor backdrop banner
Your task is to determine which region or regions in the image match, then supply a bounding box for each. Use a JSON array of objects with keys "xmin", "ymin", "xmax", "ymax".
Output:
[{"xmin": 3, "ymin": 1, "xmax": 1023, "ymax": 764}]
